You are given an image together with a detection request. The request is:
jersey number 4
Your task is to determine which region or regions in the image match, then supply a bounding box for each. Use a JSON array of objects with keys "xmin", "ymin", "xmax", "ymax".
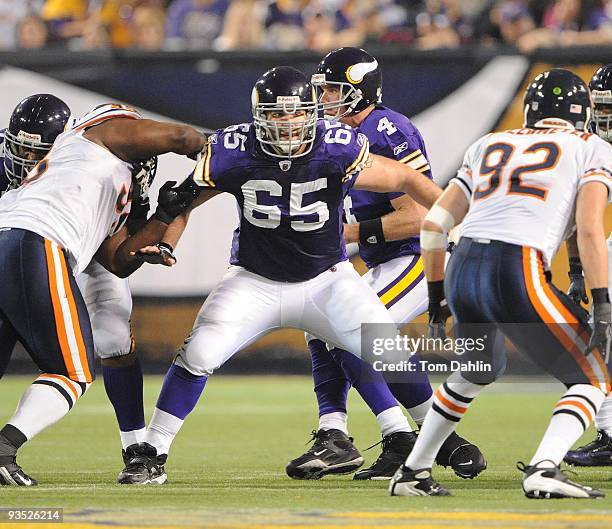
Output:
[
  {"xmin": 474, "ymin": 141, "xmax": 560, "ymax": 201},
  {"xmin": 242, "ymin": 178, "xmax": 329, "ymax": 231}
]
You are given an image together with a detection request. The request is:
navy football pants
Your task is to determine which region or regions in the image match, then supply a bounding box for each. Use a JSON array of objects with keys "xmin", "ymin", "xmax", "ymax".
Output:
[
  {"xmin": 446, "ymin": 237, "xmax": 609, "ymax": 392},
  {"xmin": 0, "ymin": 229, "xmax": 94, "ymax": 386}
]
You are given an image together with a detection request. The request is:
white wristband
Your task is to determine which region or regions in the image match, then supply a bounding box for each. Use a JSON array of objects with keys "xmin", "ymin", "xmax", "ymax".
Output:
[
  {"xmin": 425, "ymin": 205, "xmax": 455, "ymax": 233},
  {"xmin": 420, "ymin": 230, "xmax": 447, "ymax": 250}
]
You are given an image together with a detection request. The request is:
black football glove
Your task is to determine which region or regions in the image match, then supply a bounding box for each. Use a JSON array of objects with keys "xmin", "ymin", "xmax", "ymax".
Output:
[
  {"xmin": 136, "ymin": 242, "xmax": 176, "ymax": 265},
  {"xmin": 567, "ymin": 257, "xmax": 588, "ymax": 306},
  {"xmin": 427, "ymin": 280, "xmax": 451, "ymax": 340},
  {"xmin": 587, "ymin": 289, "xmax": 612, "ymax": 363},
  {"xmin": 154, "ymin": 178, "xmax": 200, "ymax": 224}
]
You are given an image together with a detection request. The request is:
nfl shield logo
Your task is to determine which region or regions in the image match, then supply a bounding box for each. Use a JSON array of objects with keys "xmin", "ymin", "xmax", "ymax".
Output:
[{"xmin": 279, "ymin": 160, "xmax": 292, "ymax": 171}]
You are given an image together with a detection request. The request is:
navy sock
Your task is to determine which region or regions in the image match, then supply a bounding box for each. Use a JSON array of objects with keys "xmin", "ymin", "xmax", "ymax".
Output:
[
  {"xmin": 156, "ymin": 364, "xmax": 207, "ymax": 419},
  {"xmin": 330, "ymin": 348, "xmax": 398, "ymax": 416},
  {"xmin": 309, "ymin": 339, "xmax": 350, "ymax": 415},
  {"xmin": 385, "ymin": 355, "xmax": 433, "ymax": 410},
  {"xmin": 102, "ymin": 358, "xmax": 145, "ymax": 432}
]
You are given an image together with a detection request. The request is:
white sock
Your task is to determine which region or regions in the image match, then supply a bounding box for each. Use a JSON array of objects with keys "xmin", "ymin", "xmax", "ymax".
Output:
[
  {"xmin": 406, "ymin": 374, "xmax": 484, "ymax": 470},
  {"xmin": 119, "ymin": 428, "xmax": 147, "ymax": 450},
  {"xmin": 145, "ymin": 408, "xmax": 185, "ymax": 456},
  {"xmin": 318, "ymin": 412, "xmax": 348, "ymax": 435},
  {"xmin": 376, "ymin": 406, "xmax": 412, "ymax": 437},
  {"xmin": 407, "ymin": 396, "xmax": 433, "ymax": 426},
  {"xmin": 594, "ymin": 394, "xmax": 612, "ymax": 436},
  {"xmin": 530, "ymin": 384, "xmax": 605, "ymax": 466},
  {"xmin": 8, "ymin": 375, "xmax": 87, "ymax": 440}
]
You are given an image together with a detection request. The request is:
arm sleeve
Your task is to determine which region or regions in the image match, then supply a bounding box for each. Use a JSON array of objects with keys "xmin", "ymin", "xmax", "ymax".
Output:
[
  {"xmin": 577, "ymin": 136, "xmax": 612, "ymax": 201},
  {"xmin": 341, "ymin": 130, "xmax": 370, "ymax": 189},
  {"xmin": 448, "ymin": 137, "xmax": 484, "ymax": 201},
  {"xmin": 192, "ymin": 132, "xmax": 228, "ymax": 191}
]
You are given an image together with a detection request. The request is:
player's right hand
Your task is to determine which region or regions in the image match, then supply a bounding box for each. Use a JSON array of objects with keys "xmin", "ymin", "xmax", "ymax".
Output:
[
  {"xmin": 567, "ymin": 257, "xmax": 588, "ymax": 305},
  {"xmin": 154, "ymin": 179, "xmax": 200, "ymax": 224},
  {"xmin": 587, "ymin": 300, "xmax": 612, "ymax": 362}
]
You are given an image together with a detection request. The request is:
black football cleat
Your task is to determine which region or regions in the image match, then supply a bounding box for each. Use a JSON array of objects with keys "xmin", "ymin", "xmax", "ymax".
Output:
[
  {"xmin": 564, "ymin": 431, "xmax": 612, "ymax": 467},
  {"xmin": 518, "ymin": 460, "xmax": 604, "ymax": 499},
  {"xmin": 117, "ymin": 442, "xmax": 167, "ymax": 485},
  {"xmin": 286, "ymin": 429, "xmax": 364, "ymax": 480},
  {"xmin": 436, "ymin": 432, "xmax": 486, "ymax": 479},
  {"xmin": 0, "ymin": 457, "xmax": 37, "ymax": 486},
  {"xmin": 354, "ymin": 431, "xmax": 418, "ymax": 480},
  {"xmin": 389, "ymin": 465, "xmax": 450, "ymax": 496}
]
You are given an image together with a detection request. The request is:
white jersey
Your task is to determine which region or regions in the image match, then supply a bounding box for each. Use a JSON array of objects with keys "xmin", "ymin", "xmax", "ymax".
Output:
[
  {"xmin": 451, "ymin": 127, "xmax": 612, "ymax": 266},
  {"xmin": 0, "ymin": 104, "xmax": 140, "ymax": 275}
]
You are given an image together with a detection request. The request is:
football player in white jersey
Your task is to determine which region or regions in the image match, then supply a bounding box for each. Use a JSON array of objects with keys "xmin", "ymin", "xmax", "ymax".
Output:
[
  {"xmin": 564, "ymin": 63, "xmax": 612, "ymax": 467},
  {"xmin": 0, "ymin": 97, "xmax": 168, "ymax": 477},
  {"xmin": 0, "ymin": 103, "xmax": 205, "ymax": 486},
  {"xmin": 389, "ymin": 69, "xmax": 612, "ymax": 499}
]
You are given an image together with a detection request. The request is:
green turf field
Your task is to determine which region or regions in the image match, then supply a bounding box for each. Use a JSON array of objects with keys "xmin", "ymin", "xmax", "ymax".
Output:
[{"xmin": 0, "ymin": 375, "xmax": 611, "ymax": 529}]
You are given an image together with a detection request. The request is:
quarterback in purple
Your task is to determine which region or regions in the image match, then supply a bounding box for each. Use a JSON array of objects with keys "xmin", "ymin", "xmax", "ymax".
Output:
[
  {"xmin": 285, "ymin": 47, "xmax": 485, "ymax": 482},
  {"xmin": 117, "ymin": 66, "xmax": 443, "ymax": 485}
]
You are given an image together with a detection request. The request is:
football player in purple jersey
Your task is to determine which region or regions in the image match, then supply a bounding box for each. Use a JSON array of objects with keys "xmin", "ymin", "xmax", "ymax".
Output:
[
  {"xmin": 116, "ymin": 66, "xmax": 443, "ymax": 485},
  {"xmin": 284, "ymin": 48, "xmax": 485, "ymax": 481}
]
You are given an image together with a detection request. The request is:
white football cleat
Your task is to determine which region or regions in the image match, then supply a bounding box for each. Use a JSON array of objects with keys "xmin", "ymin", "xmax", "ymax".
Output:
[{"xmin": 519, "ymin": 460, "xmax": 604, "ymax": 499}]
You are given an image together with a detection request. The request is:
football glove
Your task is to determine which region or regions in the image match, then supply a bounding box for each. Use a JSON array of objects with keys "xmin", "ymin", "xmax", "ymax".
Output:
[
  {"xmin": 136, "ymin": 242, "xmax": 176, "ymax": 265},
  {"xmin": 154, "ymin": 178, "xmax": 200, "ymax": 224},
  {"xmin": 567, "ymin": 257, "xmax": 588, "ymax": 305},
  {"xmin": 427, "ymin": 280, "xmax": 451, "ymax": 340},
  {"xmin": 587, "ymin": 289, "xmax": 612, "ymax": 363}
]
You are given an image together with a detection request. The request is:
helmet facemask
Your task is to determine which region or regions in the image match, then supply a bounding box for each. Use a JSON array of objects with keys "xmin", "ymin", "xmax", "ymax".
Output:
[
  {"xmin": 3, "ymin": 129, "xmax": 52, "ymax": 188},
  {"xmin": 592, "ymin": 90, "xmax": 612, "ymax": 143},
  {"xmin": 253, "ymin": 94, "xmax": 318, "ymax": 159},
  {"xmin": 311, "ymin": 73, "xmax": 363, "ymax": 120}
]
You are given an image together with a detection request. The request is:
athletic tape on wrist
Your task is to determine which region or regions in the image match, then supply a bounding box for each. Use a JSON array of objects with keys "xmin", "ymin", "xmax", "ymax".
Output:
[
  {"xmin": 420, "ymin": 230, "xmax": 447, "ymax": 250},
  {"xmin": 425, "ymin": 205, "xmax": 456, "ymax": 233}
]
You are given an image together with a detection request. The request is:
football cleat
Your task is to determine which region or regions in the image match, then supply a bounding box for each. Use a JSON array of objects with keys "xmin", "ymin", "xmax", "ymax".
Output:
[
  {"xmin": 117, "ymin": 442, "xmax": 167, "ymax": 485},
  {"xmin": 286, "ymin": 429, "xmax": 364, "ymax": 480},
  {"xmin": 518, "ymin": 460, "xmax": 604, "ymax": 499},
  {"xmin": 564, "ymin": 431, "xmax": 612, "ymax": 467},
  {"xmin": 436, "ymin": 432, "xmax": 487, "ymax": 479},
  {"xmin": 389, "ymin": 465, "xmax": 451, "ymax": 496},
  {"xmin": 354, "ymin": 431, "xmax": 418, "ymax": 480},
  {"xmin": 0, "ymin": 457, "xmax": 37, "ymax": 486}
]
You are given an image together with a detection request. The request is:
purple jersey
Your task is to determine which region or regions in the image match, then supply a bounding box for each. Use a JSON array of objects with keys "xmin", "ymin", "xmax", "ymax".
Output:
[
  {"xmin": 194, "ymin": 121, "xmax": 370, "ymax": 282},
  {"xmin": 344, "ymin": 106, "xmax": 432, "ymax": 269}
]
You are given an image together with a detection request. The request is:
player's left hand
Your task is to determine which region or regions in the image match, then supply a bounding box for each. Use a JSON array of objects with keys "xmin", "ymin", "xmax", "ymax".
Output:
[
  {"xmin": 427, "ymin": 280, "xmax": 451, "ymax": 340},
  {"xmin": 133, "ymin": 242, "xmax": 177, "ymax": 266},
  {"xmin": 567, "ymin": 257, "xmax": 588, "ymax": 305},
  {"xmin": 587, "ymin": 300, "xmax": 612, "ymax": 362}
]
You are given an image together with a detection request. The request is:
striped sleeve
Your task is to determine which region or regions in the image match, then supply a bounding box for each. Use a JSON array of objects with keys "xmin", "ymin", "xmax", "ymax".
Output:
[
  {"xmin": 449, "ymin": 136, "xmax": 486, "ymax": 201},
  {"xmin": 193, "ymin": 135, "xmax": 215, "ymax": 188},
  {"xmin": 71, "ymin": 104, "xmax": 141, "ymax": 131},
  {"xmin": 397, "ymin": 148, "xmax": 430, "ymax": 174},
  {"xmin": 342, "ymin": 132, "xmax": 370, "ymax": 183},
  {"xmin": 577, "ymin": 136, "xmax": 612, "ymax": 201}
]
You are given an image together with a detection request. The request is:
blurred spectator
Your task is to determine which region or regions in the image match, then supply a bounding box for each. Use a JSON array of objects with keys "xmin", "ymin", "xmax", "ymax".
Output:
[
  {"xmin": 41, "ymin": 0, "xmax": 88, "ymax": 41},
  {"xmin": 0, "ymin": 0, "xmax": 31, "ymax": 49},
  {"xmin": 414, "ymin": 0, "xmax": 473, "ymax": 49},
  {"xmin": 77, "ymin": 15, "xmax": 112, "ymax": 49},
  {"xmin": 17, "ymin": 13, "xmax": 49, "ymax": 49},
  {"xmin": 303, "ymin": 0, "xmax": 366, "ymax": 52},
  {"xmin": 166, "ymin": 0, "xmax": 228, "ymax": 50},
  {"xmin": 216, "ymin": 0, "xmax": 265, "ymax": 50},
  {"xmin": 517, "ymin": 0, "xmax": 610, "ymax": 51},
  {"xmin": 132, "ymin": 4, "xmax": 166, "ymax": 49},
  {"xmin": 483, "ymin": 1, "xmax": 535, "ymax": 45},
  {"xmin": 264, "ymin": 0, "xmax": 308, "ymax": 50}
]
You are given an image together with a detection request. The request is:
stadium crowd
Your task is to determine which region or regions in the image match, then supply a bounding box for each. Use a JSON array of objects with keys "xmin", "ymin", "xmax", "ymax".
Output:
[{"xmin": 0, "ymin": 0, "xmax": 610, "ymax": 53}]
